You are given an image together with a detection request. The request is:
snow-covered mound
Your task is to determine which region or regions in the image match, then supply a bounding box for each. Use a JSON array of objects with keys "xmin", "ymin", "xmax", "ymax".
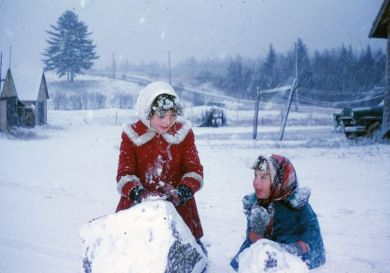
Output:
[
  {"xmin": 80, "ymin": 200, "xmax": 207, "ymax": 273},
  {"xmin": 238, "ymin": 239, "xmax": 308, "ymax": 273}
]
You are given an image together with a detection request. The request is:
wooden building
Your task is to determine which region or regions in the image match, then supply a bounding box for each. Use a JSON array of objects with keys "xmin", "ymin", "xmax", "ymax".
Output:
[
  {"xmin": 0, "ymin": 68, "xmax": 49, "ymax": 132},
  {"xmin": 369, "ymin": 0, "xmax": 390, "ymax": 138}
]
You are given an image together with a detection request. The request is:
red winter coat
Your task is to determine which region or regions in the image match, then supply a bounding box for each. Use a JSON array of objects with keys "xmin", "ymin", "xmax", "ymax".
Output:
[{"xmin": 115, "ymin": 119, "xmax": 204, "ymax": 239}]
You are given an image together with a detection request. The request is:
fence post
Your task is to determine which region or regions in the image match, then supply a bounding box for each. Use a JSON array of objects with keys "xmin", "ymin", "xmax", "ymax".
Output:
[
  {"xmin": 279, "ymin": 79, "xmax": 298, "ymax": 140},
  {"xmin": 252, "ymin": 87, "xmax": 260, "ymax": 140}
]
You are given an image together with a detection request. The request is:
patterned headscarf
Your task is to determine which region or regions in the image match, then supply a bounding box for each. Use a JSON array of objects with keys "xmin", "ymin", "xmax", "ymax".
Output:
[
  {"xmin": 253, "ymin": 154, "xmax": 298, "ymax": 204},
  {"xmin": 252, "ymin": 154, "xmax": 299, "ymax": 236}
]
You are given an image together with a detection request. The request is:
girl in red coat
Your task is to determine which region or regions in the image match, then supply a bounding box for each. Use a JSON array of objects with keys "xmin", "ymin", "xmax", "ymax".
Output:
[{"xmin": 115, "ymin": 81, "xmax": 205, "ymax": 242}]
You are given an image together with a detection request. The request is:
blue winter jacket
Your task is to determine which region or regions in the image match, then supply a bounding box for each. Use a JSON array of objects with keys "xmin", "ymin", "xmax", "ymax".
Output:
[{"xmin": 230, "ymin": 190, "xmax": 326, "ymax": 270}]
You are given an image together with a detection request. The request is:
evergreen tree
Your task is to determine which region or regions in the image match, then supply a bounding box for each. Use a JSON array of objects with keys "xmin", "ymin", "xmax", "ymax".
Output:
[
  {"xmin": 337, "ymin": 45, "xmax": 356, "ymax": 92},
  {"xmin": 250, "ymin": 43, "xmax": 279, "ymax": 97},
  {"xmin": 261, "ymin": 43, "xmax": 279, "ymax": 89},
  {"xmin": 295, "ymin": 39, "xmax": 313, "ymax": 88},
  {"xmin": 224, "ymin": 55, "xmax": 244, "ymax": 95},
  {"xmin": 362, "ymin": 46, "xmax": 376, "ymax": 90},
  {"xmin": 372, "ymin": 48, "xmax": 386, "ymax": 86},
  {"xmin": 42, "ymin": 10, "xmax": 98, "ymax": 82},
  {"xmin": 277, "ymin": 50, "xmax": 296, "ymax": 85}
]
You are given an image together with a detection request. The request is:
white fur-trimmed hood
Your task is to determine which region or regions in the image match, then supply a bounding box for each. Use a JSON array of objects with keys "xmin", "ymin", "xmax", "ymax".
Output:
[
  {"xmin": 135, "ymin": 81, "xmax": 179, "ymax": 128},
  {"xmin": 123, "ymin": 119, "xmax": 193, "ymax": 147}
]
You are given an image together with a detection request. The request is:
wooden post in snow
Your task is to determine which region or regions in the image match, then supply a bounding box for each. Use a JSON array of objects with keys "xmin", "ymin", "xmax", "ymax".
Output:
[
  {"xmin": 279, "ymin": 79, "xmax": 298, "ymax": 141},
  {"xmin": 252, "ymin": 87, "xmax": 260, "ymax": 140}
]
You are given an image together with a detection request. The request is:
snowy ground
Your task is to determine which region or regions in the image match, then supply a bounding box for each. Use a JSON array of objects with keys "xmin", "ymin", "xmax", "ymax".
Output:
[{"xmin": 1, "ymin": 108, "xmax": 390, "ymax": 273}]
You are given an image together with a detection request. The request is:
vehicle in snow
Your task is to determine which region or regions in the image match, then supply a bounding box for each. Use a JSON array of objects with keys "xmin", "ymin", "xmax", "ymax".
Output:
[
  {"xmin": 333, "ymin": 100, "xmax": 384, "ymax": 139},
  {"xmin": 199, "ymin": 103, "xmax": 226, "ymax": 127}
]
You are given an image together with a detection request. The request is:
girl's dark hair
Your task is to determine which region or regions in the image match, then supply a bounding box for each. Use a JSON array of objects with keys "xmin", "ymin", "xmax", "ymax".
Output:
[{"xmin": 148, "ymin": 93, "xmax": 183, "ymax": 119}]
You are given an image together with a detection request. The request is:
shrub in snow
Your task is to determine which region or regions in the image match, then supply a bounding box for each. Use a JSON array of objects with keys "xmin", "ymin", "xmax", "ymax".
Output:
[
  {"xmin": 238, "ymin": 239, "xmax": 308, "ymax": 273},
  {"xmin": 111, "ymin": 93, "xmax": 134, "ymax": 109},
  {"xmin": 80, "ymin": 200, "xmax": 207, "ymax": 273},
  {"xmin": 52, "ymin": 90, "xmax": 107, "ymax": 110}
]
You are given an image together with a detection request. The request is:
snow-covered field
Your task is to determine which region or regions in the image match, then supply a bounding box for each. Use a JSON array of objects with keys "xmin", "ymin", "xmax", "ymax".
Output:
[{"xmin": 1, "ymin": 107, "xmax": 390, "ymax": 273}]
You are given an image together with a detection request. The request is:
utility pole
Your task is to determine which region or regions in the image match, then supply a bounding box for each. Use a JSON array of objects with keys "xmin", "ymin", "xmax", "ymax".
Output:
[
  {"xmin": 295, "ymin": 42, "xmax": 299, "ymax": 112},
  {"xmin": 112, "ymin": 53, "xmax": 116, "ymax": 79},
  {"xmin": 9, "ymin": 46, "xmax": 12, "ymax": 68},
  {"xmin": 167, "ymin": 51, "xmax": 172, "ymax": 85},
  {"xmin": 0, "ymin": 52, "xmax": 3, "ymax": 90}
]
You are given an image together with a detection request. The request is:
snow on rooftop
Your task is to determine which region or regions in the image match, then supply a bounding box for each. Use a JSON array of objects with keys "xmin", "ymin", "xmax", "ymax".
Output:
[{"xmin": 10, "ymin": 66, "xmax": 44, "ymax": 101}]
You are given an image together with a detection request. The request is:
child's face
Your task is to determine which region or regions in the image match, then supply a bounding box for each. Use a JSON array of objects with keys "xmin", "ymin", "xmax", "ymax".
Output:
[
  {"xmin": 253, "ymin": 169, "xmax": 271, "ymax": 200},
  {"xmin": 150, "ymin": 111, "xmax": 176, "ymax": 133}
]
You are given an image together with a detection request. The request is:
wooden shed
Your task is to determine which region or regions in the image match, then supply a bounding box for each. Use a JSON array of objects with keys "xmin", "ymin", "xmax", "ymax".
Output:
[
  {"xmin": 0, "ymin": 68, "xmax": 49, "ymax": 132},
  {"xmin": 369, "ymin": 0, "xmax": 390, "ymax": 138}
]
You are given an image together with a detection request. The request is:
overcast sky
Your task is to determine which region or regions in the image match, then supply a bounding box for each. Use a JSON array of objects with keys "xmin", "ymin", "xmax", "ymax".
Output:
[{"xmin": 0, "ymin": 0, "xmax": 386, "ymax": 71}]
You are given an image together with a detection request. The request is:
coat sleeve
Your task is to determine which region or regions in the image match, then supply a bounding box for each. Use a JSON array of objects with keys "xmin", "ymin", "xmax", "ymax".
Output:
[
  {"xmin": 180, "ymin": 129, "xmax": 203, "ymax": 193},
  {"xmin": 297, "ymin": 204, "xmax": 326, "ymax": 269},
  {"xmin": 116, "ymin": 131, "xmax": 142, "ymax": 197}
]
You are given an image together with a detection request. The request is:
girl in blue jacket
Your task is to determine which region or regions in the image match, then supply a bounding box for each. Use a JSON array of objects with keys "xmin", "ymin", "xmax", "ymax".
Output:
[{"xmin": 230, "ymin": 154, "xmax": 326, "ymax": 271}]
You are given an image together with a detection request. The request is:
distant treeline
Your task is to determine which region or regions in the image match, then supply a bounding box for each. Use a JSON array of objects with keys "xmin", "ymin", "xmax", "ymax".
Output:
[{"xmin": 116, "ymin": 39, "xmax": 386, "ymax": 102}]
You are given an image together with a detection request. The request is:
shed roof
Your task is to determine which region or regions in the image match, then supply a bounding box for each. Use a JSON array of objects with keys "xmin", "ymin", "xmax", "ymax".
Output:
[
  {"xmin": 37, "ymin": 72, "xmax": 49, "ymax": 101},
  {"xmin": 0, "ymin": 69, "xmax": 17, "ymax": 98},
  {"xmin": 369, "ymin": 0, "xmax": 390, "ymax": 38},
  {"xmin": 11, "ymin": 67, "xmax": 47, "ymax": 101}
]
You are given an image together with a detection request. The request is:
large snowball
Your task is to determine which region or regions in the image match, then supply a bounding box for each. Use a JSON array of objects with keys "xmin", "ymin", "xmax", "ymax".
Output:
[
  {"xmin": 238, "ymin": 239, "xmax": 308, "ymax": 273},
  {"xmin": 80, "ymin": 200, "xmax": 207, "ymax": 273}
]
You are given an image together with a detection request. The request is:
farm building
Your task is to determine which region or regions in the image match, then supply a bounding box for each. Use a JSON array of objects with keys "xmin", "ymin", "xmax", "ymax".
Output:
[
  {"xmin": 369, "ymin": 0, "xmax": 390, "ymax": 138},
  {"xmin": 0, "ymin": 68, "xmax": 49, "ymax": 132}
]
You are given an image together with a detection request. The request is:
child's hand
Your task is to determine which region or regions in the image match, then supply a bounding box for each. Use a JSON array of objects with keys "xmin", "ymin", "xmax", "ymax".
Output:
[
  {"xmin": 157, "ymin": 181, "xmax": 176, "ymax": 195},
  {"xmin": 249, "ymin": 205, "xmax": 271, "ymax": 236},
  {"xmin": 248, "ymin": 230, "xmax": 263, "ymax": 243},
  {"xmin": 279, "ymin": 241, "xmax": 309, "ymax": 257},
  {"xmin": 128, "ymin": 186, "xmax": 165, "ymax": 203},
  {"xmin": 157, "ymin": 182, "xmax": 181, "ymax": 206},
  {"xmin": 157, "ymin": 182, "xmax": 193, "ymax": 206},
  {"xmin": 139, "ymin": 190, "xmax": 165, "ymax": 202},
  {"xmin": 242, "ymin": 193, "xmax": 256, "ymax": 218}
]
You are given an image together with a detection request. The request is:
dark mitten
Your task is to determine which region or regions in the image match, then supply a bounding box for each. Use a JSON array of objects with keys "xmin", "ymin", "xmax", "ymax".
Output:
[
  {"xmin": 242, "ymin": 193, "xmax": 257, "ymax": 218},
  {"xmin": 249, "ymin": 205, "xmax": 271, "ymax": 235},
  {"xmin": 176, "ymin": 185, "xmax": 193, "ymax": 205},
  {"xmin": 128, "ymin": 186, "xmax": 145, "ymax": 202}
]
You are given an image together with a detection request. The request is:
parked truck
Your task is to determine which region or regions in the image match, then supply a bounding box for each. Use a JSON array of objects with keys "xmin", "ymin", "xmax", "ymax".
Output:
[{"xmin": 333, "ymin": 101, "xmax": 383, "ymax": 139}]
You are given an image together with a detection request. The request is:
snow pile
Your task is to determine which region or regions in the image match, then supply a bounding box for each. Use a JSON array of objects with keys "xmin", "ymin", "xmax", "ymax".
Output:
[
  {"xmin": 80, "ymin": 200, "xmax": 207, "ymax": 273},
  {"xmin": 237, "ymin": 239, "xmax": 308, "ymax": 273}
]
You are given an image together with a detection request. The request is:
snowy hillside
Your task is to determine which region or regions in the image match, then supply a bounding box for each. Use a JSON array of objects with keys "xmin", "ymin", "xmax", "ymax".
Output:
[
  {"xmin": 46, "ymin": 72, "xmax": 142, "ymax": 110},
  {"xmin": 1, "ymin": 76, "xmax": 389, "ymax": 273}
]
